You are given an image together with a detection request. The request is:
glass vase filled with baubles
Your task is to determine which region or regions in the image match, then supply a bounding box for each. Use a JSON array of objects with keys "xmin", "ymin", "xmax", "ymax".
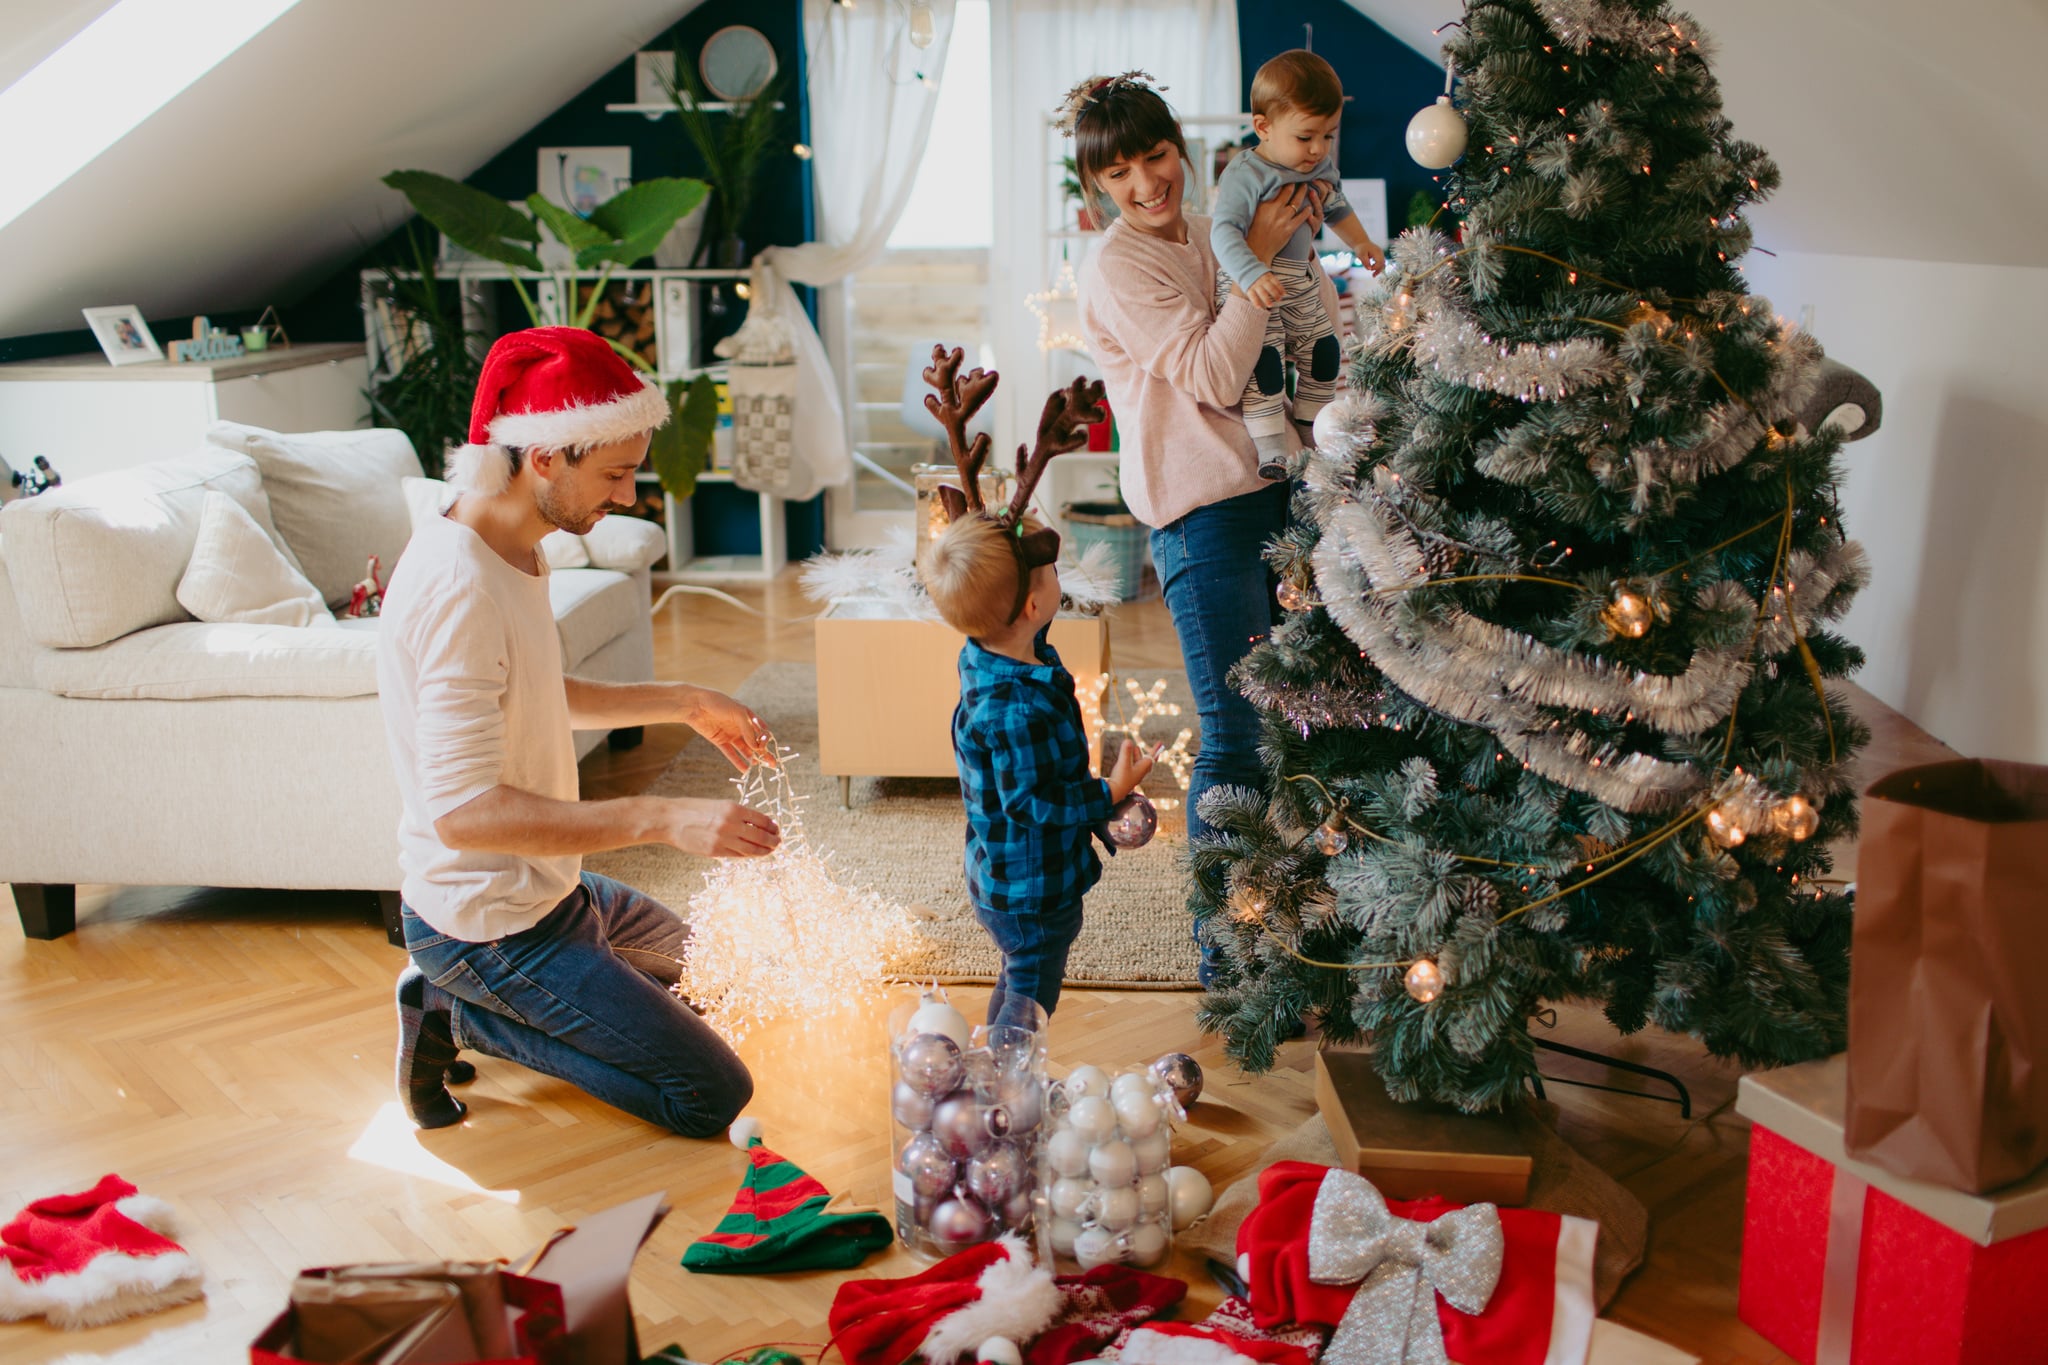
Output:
[
  {"xmin": 889, "ymin": 988, "xmax": 1049, "ymax": 1259},
  {"xmin": 1035, "ymin": 1062, "xmax": 1182, "ymax": 1271}
]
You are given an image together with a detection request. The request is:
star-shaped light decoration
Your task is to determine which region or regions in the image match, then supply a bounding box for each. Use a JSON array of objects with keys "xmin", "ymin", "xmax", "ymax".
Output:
[{"xmin": 1025, "ymin": 257, "xmax": 1084, "ymax": 352}]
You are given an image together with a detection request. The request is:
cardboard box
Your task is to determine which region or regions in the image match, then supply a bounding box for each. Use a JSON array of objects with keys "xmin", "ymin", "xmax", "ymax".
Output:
[
  {"xmin": 1312, "ymin": 1046, "xmax": 1533, "ymax": 1205},
  {"xmin": 1736, "ymin": 1056, "xmax": 2048, "ymax": 1365},
  {"xmin": 815, "ymin": 603, "xmax": 1109, "ymax": 780}
]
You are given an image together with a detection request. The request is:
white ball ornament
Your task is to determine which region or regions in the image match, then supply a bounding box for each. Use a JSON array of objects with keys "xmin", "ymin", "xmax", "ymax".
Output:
[
  {"xmin": 728, "ymin": 1116, "xmax": 764, "ymax": 1149},
  {"xmin": 1049, "ymin": 1217, "xmax": 1082, "ymax": 1257},
  {"xmin": 1065, "ymin": 1064, "xmax": 1111, "ymax": 1100},
  {"xmin": 1138, "ymin": 1171, "xmax": 1170, "ymax": 1217},
  {"xmin": 1131, "ymin": 1126, "xmax": 1172, "ymax": 1174},
  {"xmin": 1406, "ymin": 95, "xmax": 1468, "ymax": 170},
  {"xmin": 1068, "ymin": 1095, "xmax": 1119, "ymax": 1144},
  {"xmin": 1073, "ymin": 1225, "xmax": 1125, "ymax": 1270},
  {"xmin": 1112, "ymin": 1087, "xmax": 1161, "ymax": 1140},
  {"xmin": 1110, "ymin": 1071, "xmax": 1155, "ymax": 1108},
  {"xmin": 1090, "ymin": 1183, "xmax": 1141, "ymax": 1230},
  {"xmin": 1050, "ymin": 1176, "xmax": 1091, "ymax": 1220},
  {"xmin": 1089, "ymin": 1138, "xmax": 1138, "ymax": 1188},
  {"xmin": 978, "ymin": 1338, "xmax": 1024, "ymax": 1365},
  {"xmin": 907, "ymin": 995, "xmax": 972, "ymax": 1048},
  {"xmin": 1165, "ymin": 1166, "xmax": 1214, "ymax": 1230},
  {"xmin": 1048, "ymin": 1126, "xmax": 1093, "ymax": 1177},
  {"xmin": 1127, "ymin": 1220, "xmax": 1170, "ymax": 1268}
]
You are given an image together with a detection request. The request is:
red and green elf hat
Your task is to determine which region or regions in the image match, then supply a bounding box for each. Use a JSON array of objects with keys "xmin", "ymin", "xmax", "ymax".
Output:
[{"xmin": 683, "ymin": 1138, "xmax": 892, "ymax": 1275}]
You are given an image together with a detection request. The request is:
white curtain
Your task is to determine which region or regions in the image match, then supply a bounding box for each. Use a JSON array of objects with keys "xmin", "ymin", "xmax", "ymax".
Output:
[
  {"xmin": 756, "ymin": 0, "xmax": 959, "ymax": 494},
  {"xmin": 988, "ymin": 0, "xmax": 1242, "ymax": 456}
]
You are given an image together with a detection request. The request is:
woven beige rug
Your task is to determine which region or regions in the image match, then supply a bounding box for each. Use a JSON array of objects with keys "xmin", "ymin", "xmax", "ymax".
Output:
[{"xmin": 586, "ymin": 662, "xmax": 1205, "ymax": 988}]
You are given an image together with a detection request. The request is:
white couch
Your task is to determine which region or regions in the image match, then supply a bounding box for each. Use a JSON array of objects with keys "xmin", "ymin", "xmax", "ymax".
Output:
[{"xmin": 0, "ymin": 422, "xmax": 666, "ymax": 943}]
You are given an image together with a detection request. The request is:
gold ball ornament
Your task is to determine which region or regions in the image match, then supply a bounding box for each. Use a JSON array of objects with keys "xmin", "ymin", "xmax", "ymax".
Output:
[
  {"xmin": 1771, "ymin": 794, "xmax": 1821, "ymax": 842},
  {"xmin": 1705, "ymin": 806, "xmax": 1746, "ymax": 848},
  {"xmin": 1404, "ymin": 958, "xmax": 1445, "ymax": 1003},
  {"xmin": 1313, "ymin": 818, "xmax": 1350, "ymax": 856},
  {"xmin": 1276, "ymin": 578, "xmax": 1309, "ymax": 613},
  {"xmin": 1601, "ymin": 589, "xmax": 1653, "ymax": 639}
]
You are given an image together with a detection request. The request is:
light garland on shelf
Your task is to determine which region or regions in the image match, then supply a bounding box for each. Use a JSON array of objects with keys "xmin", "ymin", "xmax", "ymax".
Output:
[{"xmin": 677, "ymin": 750, "xmax": 923, "ymax": 1041}]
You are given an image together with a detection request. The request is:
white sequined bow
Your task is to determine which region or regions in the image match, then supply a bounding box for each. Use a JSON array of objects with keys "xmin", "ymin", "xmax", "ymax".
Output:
[{"xmin": 1307, "ymin": 1168, "xmax": 1505, "ymax": 1365}]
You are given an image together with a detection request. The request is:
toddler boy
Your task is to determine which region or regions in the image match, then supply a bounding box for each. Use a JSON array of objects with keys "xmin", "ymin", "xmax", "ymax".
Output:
[
  {"xmin": 1211, "ymin": 49, "xmax": 1386, "ymax": 478},
  {"xmin": 920, "ymin": 352, "xmax": 1155, "ymax": 1029}
]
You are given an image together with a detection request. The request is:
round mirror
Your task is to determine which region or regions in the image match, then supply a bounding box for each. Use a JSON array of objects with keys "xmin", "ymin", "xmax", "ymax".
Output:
[{"xmin": 699, "ymin": 26, "xmax": 777, "ymax": 101}]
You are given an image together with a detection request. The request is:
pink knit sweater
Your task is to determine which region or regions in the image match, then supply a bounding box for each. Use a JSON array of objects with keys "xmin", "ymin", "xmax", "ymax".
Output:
[{"xmin": 1079, "ymin": 214, "xmax": 1333, "ymax": 528}]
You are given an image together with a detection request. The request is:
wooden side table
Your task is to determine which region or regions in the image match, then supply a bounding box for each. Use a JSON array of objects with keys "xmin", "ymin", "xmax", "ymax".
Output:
[{"xmin": 815, "ymin": 601, "xmax": 1111, "ymax": 804}]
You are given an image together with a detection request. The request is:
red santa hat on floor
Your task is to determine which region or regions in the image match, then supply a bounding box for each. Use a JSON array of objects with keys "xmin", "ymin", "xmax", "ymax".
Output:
[
  {"xmin": 829, "ymin": 1235, "xmax": 1064, "ymax": 1365},
  {"xmin": 1114, "ymin": 1322, "xmax": 1314, "ymax": 1365},
  {"xmin": 0, "ymin": 1174, "xmax": 203, "ymax": 1329},
  {"xmin": 447, "ymin": 326, "xmax": 669, "ymax": 495}
]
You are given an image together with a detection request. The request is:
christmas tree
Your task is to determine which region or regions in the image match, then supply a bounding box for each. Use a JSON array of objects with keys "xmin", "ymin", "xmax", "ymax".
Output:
[{"xmin": 1194, "ymin": 0, "xmax": 1870, "ymax": 1111}]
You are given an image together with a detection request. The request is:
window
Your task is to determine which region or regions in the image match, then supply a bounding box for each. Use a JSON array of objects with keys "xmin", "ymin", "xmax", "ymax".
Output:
[
  {"xmin": 0, "ymin": 0, "xmax": 302, "ymax": 232},
  {"xmin": 887, "ymin": 0, "xmax": 992, "ymax": 250}
]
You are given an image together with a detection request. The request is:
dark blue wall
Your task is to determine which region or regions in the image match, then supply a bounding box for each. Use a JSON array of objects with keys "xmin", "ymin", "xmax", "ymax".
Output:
[{"xmin": 1238, "ymin": 0, "xmax": 1446, "ymax": 244}]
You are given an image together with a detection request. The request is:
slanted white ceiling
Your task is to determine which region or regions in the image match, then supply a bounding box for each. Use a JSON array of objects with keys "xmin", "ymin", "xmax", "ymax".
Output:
[
  {"xmin": 0, "ymin": 0, "xmax": 698, "ymax": 338},
  {"xmin": 1340, "ymin": 0, "xmax": 2046, "ymax": 269}
]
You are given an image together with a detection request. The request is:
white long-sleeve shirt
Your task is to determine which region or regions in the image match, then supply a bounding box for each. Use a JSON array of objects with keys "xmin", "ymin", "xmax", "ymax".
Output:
[{"xmin": 376, "ymin": 512, "xmax": 578, "ymax": 941}]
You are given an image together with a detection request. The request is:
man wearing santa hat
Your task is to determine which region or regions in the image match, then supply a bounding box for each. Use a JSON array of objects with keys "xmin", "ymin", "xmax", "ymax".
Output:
[{"xmin": 377, "ymin": 326, "xmax": 780, "ymax": 1136}]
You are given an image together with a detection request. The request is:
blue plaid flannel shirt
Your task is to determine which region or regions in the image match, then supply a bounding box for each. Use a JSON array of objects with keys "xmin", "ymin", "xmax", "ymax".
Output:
[{"xmin": 952, "ymin": 629, "xmax": 1115, "ymax": 915}]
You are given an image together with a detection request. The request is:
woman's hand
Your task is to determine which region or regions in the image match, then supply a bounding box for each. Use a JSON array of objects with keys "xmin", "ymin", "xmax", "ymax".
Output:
[
  {"xmin": 1244, "ymin": 182, "xmax": 1324, "ymax": 264},
  {"xmin": 682, "ymin": 687, "xmax": 778, "ymax": 772}
]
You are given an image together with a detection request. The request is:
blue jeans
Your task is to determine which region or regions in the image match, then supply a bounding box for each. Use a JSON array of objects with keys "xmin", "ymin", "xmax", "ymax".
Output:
[
  {"xmin": 1150, "ymin": 481, "xmax": 1288, "ymax": 848},
  {"xmin": 401, "ymin": 872, "xmax": 753, "ymax": 1137},
  {"xmin": 972, "ymin": 897, "xmax": 1083, "ymax": 1030}
]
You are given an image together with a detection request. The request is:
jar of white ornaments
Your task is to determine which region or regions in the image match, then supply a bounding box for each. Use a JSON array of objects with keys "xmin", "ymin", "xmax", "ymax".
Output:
[
  {"xmin": 889, "ymin": 988, "xmax": 1048, "ymax": 1259},
  {"xmin": 1035, "ymin": 1063, "xmax": 1183, "ymax": 1270}
]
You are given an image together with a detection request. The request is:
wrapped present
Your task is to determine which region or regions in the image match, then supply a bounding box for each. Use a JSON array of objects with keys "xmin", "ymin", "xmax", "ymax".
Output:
[
  {"xmin": 1236, "ymin": 1161, "xmax": 1597, "ymax": 1365},
  {"xmin": 1737, "ymin": 1055, "xmax": 2048, "ymax": 1365},
  {"xmin": 1314, "ymin": 1048, "xmax": 1532, "ymax": 1206}
]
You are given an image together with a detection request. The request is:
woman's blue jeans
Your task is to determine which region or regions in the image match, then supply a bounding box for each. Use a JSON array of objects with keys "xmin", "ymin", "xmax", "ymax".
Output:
[
  {"xmin": 401, "ymin": 872, "xmax": 753, "ymax": 1137},
  {"xmin": 1151, "ymin": 482, "xmax": 1287, "ymax": 972}
]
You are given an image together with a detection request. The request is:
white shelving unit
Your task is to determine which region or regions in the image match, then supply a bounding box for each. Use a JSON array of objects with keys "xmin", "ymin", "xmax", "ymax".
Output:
[{"xmin": 361, "ymin": 263, "xmax": 785, "ymax": 581}]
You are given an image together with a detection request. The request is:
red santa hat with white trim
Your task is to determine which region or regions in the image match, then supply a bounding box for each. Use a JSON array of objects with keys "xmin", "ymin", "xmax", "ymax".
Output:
[
  {"xmin": 447, "ymin": 326, "xmax": 670, "ymax": 495},
  {"xmin": 828, "ymin": 1235, "xmax": 1064, "ymax": 1365},
  {"xmin": 0, "ymin": 1174, "xmax": 203, "ymax": 1329}
]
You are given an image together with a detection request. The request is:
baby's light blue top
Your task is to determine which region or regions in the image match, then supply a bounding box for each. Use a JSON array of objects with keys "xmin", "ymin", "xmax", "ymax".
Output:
[{"xmin": 1209, "ymin": 147, "xmax": 1354, "ymax": 289}]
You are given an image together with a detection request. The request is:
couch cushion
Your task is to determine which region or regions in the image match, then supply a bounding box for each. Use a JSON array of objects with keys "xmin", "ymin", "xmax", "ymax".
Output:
[
  {"xmin": 581, "ymin": 512, "xmax": 667, "ymax": 572},
  {"xmin": 207, "ymin": 422, "xmax": 422, "ymax": 608},
  {"xmin": 178, "ymin": 491, "xmax": 335, "ymax": 628},
  {"xmin": 33, "ymin": 617, "xmax": 379, "ymax": 700},
  {"xmin": 550, "ymin": 569, "xmax": 643, "ymax": 672},
  {"xmin": 0, "ymin": 448, "xmax": 293, "ymax": 649}
]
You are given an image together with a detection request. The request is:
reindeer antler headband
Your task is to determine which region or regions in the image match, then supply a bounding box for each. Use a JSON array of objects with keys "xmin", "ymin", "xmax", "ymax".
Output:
[
  {"xmin": 1054, "ymin": 70, "xmax": 1167, "ymax": 136},
  {"xmin": 922, "ymin": 344, "xmax": 1107, "ymax": 623}
]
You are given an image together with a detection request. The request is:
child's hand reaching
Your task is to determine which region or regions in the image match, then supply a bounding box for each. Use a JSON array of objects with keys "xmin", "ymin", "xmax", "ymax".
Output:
[
  {"xmin": 1246, "ymin": 273, "xmax": 1286, "ymax": 308},
  {"xmin": 1107, "ymin": 739, "xmax": 1158, "ymax": 804},
  {"xmin": 1359, "ymin": 238, "xmax": 1386, "ymax": 276}
]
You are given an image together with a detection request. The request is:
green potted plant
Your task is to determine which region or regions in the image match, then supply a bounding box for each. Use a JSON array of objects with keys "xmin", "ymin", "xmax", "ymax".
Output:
[
  {"xmin": 656, "ymin": 52, "xmax": 787, "ymax": 267},
  {"xmin": 363, "ymin": 227, "xmax": 485, "ymax": 479}
]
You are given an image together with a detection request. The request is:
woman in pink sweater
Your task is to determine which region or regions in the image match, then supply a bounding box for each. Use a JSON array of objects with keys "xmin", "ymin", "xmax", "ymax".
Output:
[{"xmin": 1071, "ymin": 74, "xmax": 1333, "ymax": 984}]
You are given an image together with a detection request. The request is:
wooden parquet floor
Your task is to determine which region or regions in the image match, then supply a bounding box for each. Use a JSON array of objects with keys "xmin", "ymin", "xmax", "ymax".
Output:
[{"xmin": 0, "ymin": 573, "xmax": 1955, "ymax": 1365}]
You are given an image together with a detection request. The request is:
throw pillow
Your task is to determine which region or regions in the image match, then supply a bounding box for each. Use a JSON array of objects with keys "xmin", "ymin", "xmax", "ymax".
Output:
[
  {"xmin": 176, "ymin": 491, "xmax": 334, "ymax": 628},
  {"xmin": 205, "ymin": 422, "xmax": 422, "ymax": 608}
]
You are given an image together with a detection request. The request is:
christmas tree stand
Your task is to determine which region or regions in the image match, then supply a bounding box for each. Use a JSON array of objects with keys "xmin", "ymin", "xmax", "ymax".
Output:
[{"xmin": 1531, "ymin": 1038, "xmax": 1693, "ymax": 1119}]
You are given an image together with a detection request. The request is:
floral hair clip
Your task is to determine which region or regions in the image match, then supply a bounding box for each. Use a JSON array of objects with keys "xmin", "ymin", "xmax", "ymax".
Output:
[{"xmin": 1053, "ymin": 70, "xmax": 1167, "ymax": 136}]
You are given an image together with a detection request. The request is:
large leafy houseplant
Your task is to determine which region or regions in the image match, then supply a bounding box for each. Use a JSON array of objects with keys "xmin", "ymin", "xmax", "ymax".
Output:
[{"xmin": 382, "ymin": 169, "xmax": 708, "ymax": 371}]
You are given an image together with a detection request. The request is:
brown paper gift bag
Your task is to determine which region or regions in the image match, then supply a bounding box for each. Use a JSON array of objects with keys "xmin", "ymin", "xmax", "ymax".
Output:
[{"xmin": 1844, "ymin": 758, "xmax": 2048, "ymax": 1192}]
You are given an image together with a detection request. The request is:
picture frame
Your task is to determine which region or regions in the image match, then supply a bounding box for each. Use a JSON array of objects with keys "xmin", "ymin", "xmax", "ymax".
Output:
[
  {"xmin": 81, "ymin": 305, "xmax": 162, "ymax": 366},
  {"xmin": 634, "ymin": 51, "xmax": 675, "ymax": 106},
  {"xmin": 535, "ymin": 147, "xmax": 631, "ymax": 218}
]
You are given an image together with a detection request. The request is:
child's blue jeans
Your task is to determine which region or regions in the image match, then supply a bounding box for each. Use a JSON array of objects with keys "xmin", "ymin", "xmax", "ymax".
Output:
[{"xmin": 971, "ymin": 896, "xmax": 1084, "ymax": 1029}]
